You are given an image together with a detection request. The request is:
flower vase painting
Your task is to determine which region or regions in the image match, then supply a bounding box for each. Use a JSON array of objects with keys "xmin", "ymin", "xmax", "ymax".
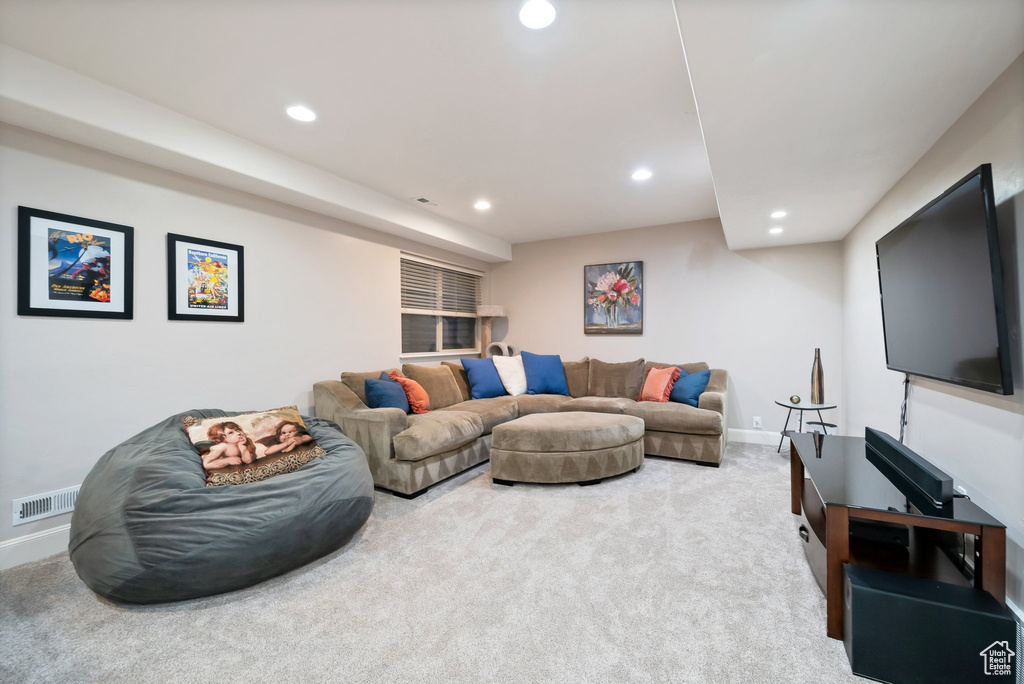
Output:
[{"xmin": 584, "ymin": 261, "xmax": 643, "ymax": 334}]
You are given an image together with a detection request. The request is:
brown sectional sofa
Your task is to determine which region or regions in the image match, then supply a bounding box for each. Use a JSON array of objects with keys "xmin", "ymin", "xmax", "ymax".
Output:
[{"xmin": 313, "ymin": 357, "xmax": 728, "ymax": 498}]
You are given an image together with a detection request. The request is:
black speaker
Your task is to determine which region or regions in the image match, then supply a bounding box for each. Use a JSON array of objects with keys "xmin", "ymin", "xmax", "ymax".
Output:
[{"xmin": 843, "ymin": 564, "xmax": 1018, "ymax": 684}]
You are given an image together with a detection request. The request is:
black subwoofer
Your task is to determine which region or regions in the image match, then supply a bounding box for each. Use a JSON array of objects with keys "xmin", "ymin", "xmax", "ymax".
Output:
[{"xmin": 843, "ymin": 564, "xmax": 1018, "ymax": 684}]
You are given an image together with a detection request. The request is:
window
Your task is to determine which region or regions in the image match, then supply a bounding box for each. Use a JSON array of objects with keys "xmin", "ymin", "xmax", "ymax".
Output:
[{"xmin": 401, "ymin": 255, "xmax": 482, "ymax": 355}]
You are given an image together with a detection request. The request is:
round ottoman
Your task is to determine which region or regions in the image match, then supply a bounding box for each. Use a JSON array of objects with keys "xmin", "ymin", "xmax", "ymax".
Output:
[
  {"xmin": 69, "ymin": 410, "xmax": 374, "ymax": 603},
  {"xmin": 490, "ymin": 412, "xmax": 644, "ymax": 485}
]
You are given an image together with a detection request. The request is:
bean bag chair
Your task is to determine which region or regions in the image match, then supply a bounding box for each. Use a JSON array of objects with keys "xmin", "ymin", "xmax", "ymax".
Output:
[{"xmin": 69, "ymin": 410, "xmax": 373, "ymax": 603}]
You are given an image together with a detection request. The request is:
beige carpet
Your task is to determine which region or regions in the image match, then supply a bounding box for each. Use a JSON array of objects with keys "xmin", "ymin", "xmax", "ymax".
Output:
[{"xmin": 0, "ymin": 441, "xmax": 860, "ymax": 683}]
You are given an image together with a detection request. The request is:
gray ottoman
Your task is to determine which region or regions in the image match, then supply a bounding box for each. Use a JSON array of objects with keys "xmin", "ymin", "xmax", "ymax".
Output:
[{"xmin": 490, "ymin": 412, "xmax": 644, "ymax": 485}]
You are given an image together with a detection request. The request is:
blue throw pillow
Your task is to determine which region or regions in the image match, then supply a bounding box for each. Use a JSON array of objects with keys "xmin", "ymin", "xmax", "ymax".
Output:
[
  {"xmin": 365, "ymin": 373, "xmax": 410, "ymax": 413},
  {"xmin": 461, "ymin": 357, "xmax": 508, "ymax": 399},
  {"xmin": 669, "ymin": 368, "xmax": 711, "ymax": 407},
  {"xmin": 521, "ymin": 351, "xmax": 570, "ymax": 396}
]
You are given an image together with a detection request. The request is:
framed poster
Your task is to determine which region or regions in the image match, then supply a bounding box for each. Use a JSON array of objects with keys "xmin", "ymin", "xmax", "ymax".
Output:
[
  {"xmin": 584, "ymin": 261, "xmax": 643, "ymax": 334},
  {"xmin": 167, "ymin": 234, "xmax": 244, "ymax": 322},
  {"xmin": 17, "ymin": 206, "xmax": 134, "ymax": 319}
]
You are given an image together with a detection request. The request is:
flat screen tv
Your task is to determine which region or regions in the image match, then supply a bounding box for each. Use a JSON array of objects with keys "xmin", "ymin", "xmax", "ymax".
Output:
[{"xmin": 876, "ymin": 163, "xmax": 1013, "ymax": 395}]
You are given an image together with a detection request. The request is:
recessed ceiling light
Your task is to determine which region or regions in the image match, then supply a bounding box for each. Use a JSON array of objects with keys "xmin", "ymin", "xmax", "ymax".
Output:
[
  {"xmin": 474, "ymin": 200, "xmax": 492, "ymax": 210},
  {"xmin": 631, "ymin": 169, "xmax": 653, "ymax": 181},
  {"xmin": 519, "ymin": 0, "xmax": 556, "ymax": 29},
  {"xmin": 286, "ymin": 105, "xmax": 316, "ymax": 122},
  {"xmin": 769, "ymin": 227, "xmax": 784, "ymax": 235},
  {"xmin": 770, "ymin": 210, "xmax": 787, "ymax": 219}
]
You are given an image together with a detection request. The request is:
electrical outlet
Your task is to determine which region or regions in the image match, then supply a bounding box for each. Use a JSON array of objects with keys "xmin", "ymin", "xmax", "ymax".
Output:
[{"xmin": 753, "ymin": 416, "xmax": 762, "ymax": 429}]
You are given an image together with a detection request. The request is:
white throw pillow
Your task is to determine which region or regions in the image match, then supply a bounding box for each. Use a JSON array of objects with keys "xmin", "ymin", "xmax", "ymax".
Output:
[{"xmin": 492, "ymin": 355, "xmax": 528, "ymax": 396}]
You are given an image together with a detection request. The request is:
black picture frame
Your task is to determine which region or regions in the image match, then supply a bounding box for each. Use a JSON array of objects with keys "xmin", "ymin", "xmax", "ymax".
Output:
[
  {"xmin": 17, "ymin": 206, "xmax": 134, "ymax": 319},
  {"xmin": 167, "ymin": 233, "xmax": 245, "ymax": 322}
]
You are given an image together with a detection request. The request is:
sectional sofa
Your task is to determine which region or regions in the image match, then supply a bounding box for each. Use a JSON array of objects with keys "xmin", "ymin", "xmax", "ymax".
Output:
[{"xmin": 313, "ymin": 357, "xmax": 728, "ymax": 498}]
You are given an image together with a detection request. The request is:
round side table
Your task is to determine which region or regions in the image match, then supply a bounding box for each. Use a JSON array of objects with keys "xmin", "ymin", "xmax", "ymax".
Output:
[{"xmin": 775, "ymin": 399, "xmax": 837, "ymax": 452}]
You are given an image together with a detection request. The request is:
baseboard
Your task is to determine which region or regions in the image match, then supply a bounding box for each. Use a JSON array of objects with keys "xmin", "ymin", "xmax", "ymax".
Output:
[
  {"xmin": 0, "ymin": 523, "xmax": 70, "ymax": 571},
  {"xmin": 729, "ymin": 428, "xmax": 784, "ymax": 448}
]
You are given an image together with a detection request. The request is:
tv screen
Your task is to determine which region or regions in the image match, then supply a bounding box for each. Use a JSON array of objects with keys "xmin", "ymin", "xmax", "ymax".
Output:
[{"xmin": 876, "ymin": 164, "xmax": 1012, "ymax": 395}]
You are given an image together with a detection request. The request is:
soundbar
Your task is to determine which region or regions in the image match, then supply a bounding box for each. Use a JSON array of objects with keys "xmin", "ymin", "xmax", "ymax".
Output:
[{"xmin": 865, "ymin": 428, "xmax": 953, "ymax": 506}]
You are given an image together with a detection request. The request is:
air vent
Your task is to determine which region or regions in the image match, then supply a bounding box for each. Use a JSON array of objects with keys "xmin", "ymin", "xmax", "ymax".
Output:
[
  {"xmin": 412, "ymin": 197, "xmax": 438, "ymax": 206},
  {"xmin": 12, "ymin": 485, "xmax": 80, "ymax": 526}
]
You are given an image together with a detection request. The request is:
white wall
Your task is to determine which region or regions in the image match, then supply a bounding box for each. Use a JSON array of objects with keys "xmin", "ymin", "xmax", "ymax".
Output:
[
  {"xmin": 842, "ymin": 53, "xmax": 1024, "ymax": 607},
  {"xmin": 0, "ymin": 123, "xmax": 488, "ymax": 551},
  {"xmin": 488, "ymin": 218, "xmax": 844, "ymax": 435}
]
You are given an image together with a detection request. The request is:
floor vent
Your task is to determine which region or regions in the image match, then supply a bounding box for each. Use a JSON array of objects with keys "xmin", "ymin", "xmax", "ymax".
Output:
[{"xmin": 12, "ymin": 486, "xmax": 80, "ymax": 526}]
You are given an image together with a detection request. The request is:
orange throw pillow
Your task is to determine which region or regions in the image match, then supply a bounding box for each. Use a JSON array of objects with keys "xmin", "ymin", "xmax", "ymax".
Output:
[
  {"xmin": 390, "ymin": 371, "xmax": 430, "ymax": 414},
  {"xmin": 639, "ymin": 366, "xmax": 682, "ymax": 402}
]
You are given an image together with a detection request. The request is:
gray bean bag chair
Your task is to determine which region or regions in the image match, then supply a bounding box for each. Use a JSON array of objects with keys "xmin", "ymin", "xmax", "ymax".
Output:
[{"xmin": 69, "ymin": 410, "xmax": 373, "ymax": 603}]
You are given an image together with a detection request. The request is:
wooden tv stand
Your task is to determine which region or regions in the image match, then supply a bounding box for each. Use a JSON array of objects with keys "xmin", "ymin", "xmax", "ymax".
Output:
[{"xmin": 789, "ymin": 433, "xmax": 1006, "ymax": 640}]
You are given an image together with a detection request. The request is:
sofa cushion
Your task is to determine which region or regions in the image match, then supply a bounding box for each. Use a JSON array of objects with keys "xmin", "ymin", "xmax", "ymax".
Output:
[
  {"xmin": 342, "ymin": 369, "xmax": 401, "ymax": 405},
  {"xmin": 515, "ymin": 394, "xmax": 573, "ymax": 416},
  {"xmin": 394, "ymin": 411, "xmax": 484, "ymax": 461},
  {"xmin": 624, "ymin": 401, "xmax": 722, "ymax": 435},
  {"xmin": 441, "ymin": 361, "xmax": 472, "ymax": 402},
  {"xmin": 562, "ymin": 357, "xmax": 590, "ymax": 398},
  {"xmin": 558, "ymin": 396, "xmax": 637, "ymax": 414},
  {"xmin": 645, "ymin": 361, "xmax": 709, "ymax": 375},
  {"xmin": 587, "ymin": 358, "xmax": 645, "ymax": 398},
  {"xmin": 492, "ymin": 412, "xmax": 644, "ymax": 453},
  {"xmin": 438, "ymin": 396, "xmax": 518, "ymax": 434},
  {"xmin": 670, "ymin": 369, "xmax": 712, "ymax": 407},
  {"xmin": 521, "ymin": 351, "xmax": 570, "ymax": 396},
  {"xmin": 402, "ymin": 364, "xmax": 464, "ymax": 409},
  {"xmin": 460, "ymin": 357, "xmax": 509, "ymax": 400},
  {"xmin": 364, "ymin": 373, "xmax": 410, "ymax": 413},
  {"xmin": 493, "ymin": 355, "xmax": 528, "ymax": 396}
]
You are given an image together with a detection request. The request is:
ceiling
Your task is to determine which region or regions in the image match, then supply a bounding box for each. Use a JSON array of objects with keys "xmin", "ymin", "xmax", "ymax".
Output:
[
  {"xmin": 674, "ymin": 0, "xmax": 1024, "ymax": 250},
  {"xmin": 0, "ymin": 1, "xmax": 1022, "ymax": 258},
  {"xmin": 0, "ymin": 0, "xmax": 716, "ymax": 248}
]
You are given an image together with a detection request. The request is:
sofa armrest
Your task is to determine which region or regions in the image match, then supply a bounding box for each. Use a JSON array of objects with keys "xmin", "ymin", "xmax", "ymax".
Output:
[
  {"xmin": 313, "ymin": 380, "xmax": 407, "ymax": 467},
  {"xmin": 698, "ymin": 390, "xmax": 725, "ymax": 415},
  {"xmin": 698, "ymin": 369, "xmax": 729, "ymax": 448}
]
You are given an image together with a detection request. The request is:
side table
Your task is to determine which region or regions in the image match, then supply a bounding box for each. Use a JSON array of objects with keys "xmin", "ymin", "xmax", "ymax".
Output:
[{"xmin": 775, "ymin": 399, "xmax": 837, "ymax": 452}]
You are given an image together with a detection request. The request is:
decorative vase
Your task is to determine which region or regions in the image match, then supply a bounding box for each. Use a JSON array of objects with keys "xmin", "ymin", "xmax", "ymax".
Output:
[
  {"xmin": 608, "ymin": 305, "xmax": 619, "ymax": 328},
  {"xmin": 810, "ymin": 348, "xmax": 824, "ymax": 404}
]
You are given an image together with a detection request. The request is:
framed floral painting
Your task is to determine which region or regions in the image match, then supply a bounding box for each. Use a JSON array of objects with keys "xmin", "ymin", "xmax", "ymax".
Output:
[{"xmin": 584, "ymin": 261, "xmax": 643, "ymax": 334}]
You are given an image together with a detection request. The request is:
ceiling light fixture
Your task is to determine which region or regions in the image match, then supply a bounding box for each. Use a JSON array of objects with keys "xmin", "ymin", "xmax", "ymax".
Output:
[
  {"xmin": 769, "ymin": 227, "xmax": 784, "ymax": 235},
  {"xmin": 474, "ymin": 200, "xmax": 492, "ymax": 210},
  {"xmin": 770, "ymin": 210, "xmax": 787, "ymax": 219},
  {"xmin": 631, "ymin": 169, "xmax": 653, "ymax": 181},
  {"xmin": 286, "ymin": 105, "xmax": 317, "ymax": 122},
  {"xmin": 519, "ymin": 0, "xmax": 556, "ymax": 29}
]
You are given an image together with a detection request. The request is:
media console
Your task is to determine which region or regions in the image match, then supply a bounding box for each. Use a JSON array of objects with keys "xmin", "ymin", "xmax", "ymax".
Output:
[{"xmin": 789, "ymin": 432, "xmax": 1006, "ymax": 640}]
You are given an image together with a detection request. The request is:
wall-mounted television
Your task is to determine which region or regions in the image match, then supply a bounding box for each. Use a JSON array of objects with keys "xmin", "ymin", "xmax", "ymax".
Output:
[{"xmin": 876, "ymin": 163, "xmax": 1013, "ymax": 395}]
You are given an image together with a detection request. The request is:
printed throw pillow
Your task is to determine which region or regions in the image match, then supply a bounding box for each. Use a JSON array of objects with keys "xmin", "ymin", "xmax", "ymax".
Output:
[
  {"xmin": 461, "ymin": 357, "xmax": 508, "ymax": 400},
  {"xmin": 181, "ymin": 406, "xmax": 325, "ymax": 487},
  {"xmin": 669, "ymin": 368, "xmax": 712, "ymax": 407},
  {"xmin": 390, "ymin": 371, "xmax": 430, "ymax": 413},
  {"xmin": 365, "ymin": 372, "xmax": 411, "ymax": 413},
  {"xmin": 521, "ymin": 351, "xmax": 570, "ymax": 396},
  {"xmin": 639, "ymin": 366, "xmax": 682, "ymax": 402},
  {"xmin": 491, "ymin": 355, "xmax": 528, "ymax": 396}
]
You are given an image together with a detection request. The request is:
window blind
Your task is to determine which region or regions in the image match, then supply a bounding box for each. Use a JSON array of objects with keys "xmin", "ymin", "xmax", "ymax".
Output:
[{"xmin": 400, "ymin": 256, "xmax": 481, "ymax": 353}]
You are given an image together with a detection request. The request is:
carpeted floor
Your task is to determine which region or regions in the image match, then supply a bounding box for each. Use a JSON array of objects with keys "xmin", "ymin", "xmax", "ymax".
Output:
[{"xmin": 0, "ymin": 441, "xmax": 861, "ymax": 683}]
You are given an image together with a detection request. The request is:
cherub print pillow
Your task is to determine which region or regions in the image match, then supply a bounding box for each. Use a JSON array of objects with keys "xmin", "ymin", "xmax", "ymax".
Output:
[{"xmin": 181, "ymin": 406, "xmax": 325, "ymax": 487}]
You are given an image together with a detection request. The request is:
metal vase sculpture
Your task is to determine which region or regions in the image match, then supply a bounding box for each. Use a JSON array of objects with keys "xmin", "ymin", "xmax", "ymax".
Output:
[{"xmin": 810, "ymin": 348, "xmax": 825, "ymax": 404}]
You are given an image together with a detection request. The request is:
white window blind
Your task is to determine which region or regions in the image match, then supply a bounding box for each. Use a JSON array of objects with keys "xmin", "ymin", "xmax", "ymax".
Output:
[{"xmin": 401, "ymin": 256, "xmax": 481, "ymax": 354}]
